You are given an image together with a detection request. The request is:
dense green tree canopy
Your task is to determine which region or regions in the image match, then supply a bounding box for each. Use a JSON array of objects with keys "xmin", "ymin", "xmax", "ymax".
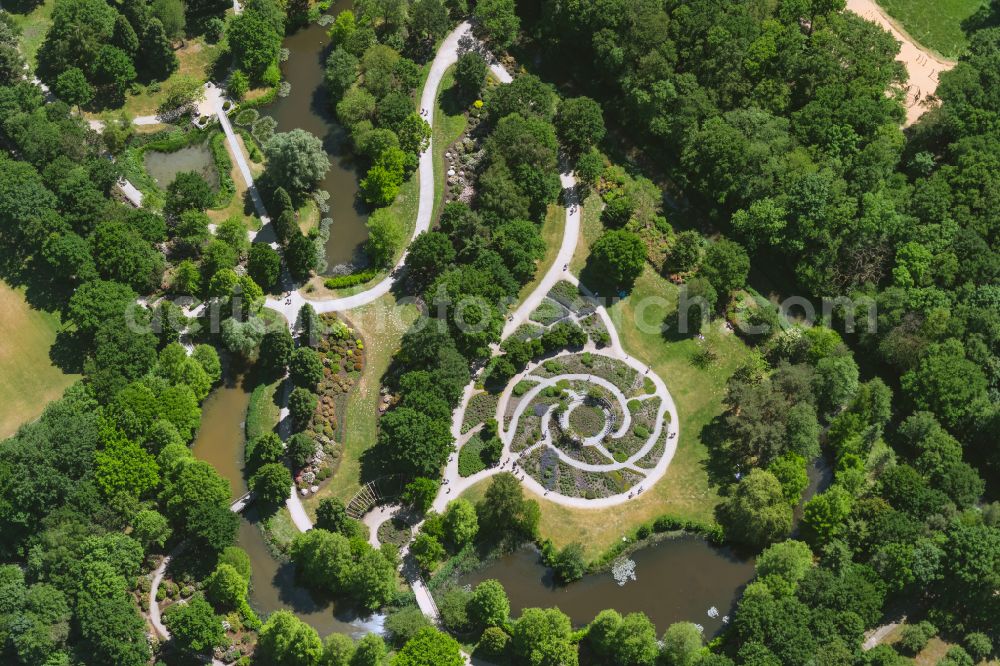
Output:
[{"xmin": 264, "ymin": 130, "xmax": 331, "ymax": 197}]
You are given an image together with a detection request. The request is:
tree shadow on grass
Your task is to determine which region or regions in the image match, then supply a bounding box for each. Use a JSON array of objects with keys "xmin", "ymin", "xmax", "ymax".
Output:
[
  {"xmin": 660, "ymin": 310, "xmax": 703, "ymax": 344},
  {"xmin": 699, "ymin": 414, "xmax": 741, "ymax": 495},
  {"xmin": 577, "ymin": 259, "xmax": 618, "ymax": 303},
  {"xmin": 438, "ymin": 84, "xmax": 469, "ymax": 118},
  {"xmin": 49, "ymin": 329, "xmax": 88, "ymax": 374},
  {"xmin": 2, "ymin": 0, "xmax": 44, "ymax": 14},
  {"xmin": 0, "ymin": 251, "xmax": 72, "ymax": 315}
]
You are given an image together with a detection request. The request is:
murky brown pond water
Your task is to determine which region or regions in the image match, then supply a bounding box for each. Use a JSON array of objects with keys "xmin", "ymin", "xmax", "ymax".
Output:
[
  {"xmin": 190, "ymin": 377, "xmax": 379, "ymax": 637},
  {"xmin": 263, "ymin": 0, "xmax": 369, "ymax": 272},
  {"xmin": 459, "ymin": 537, "xmax": 755, "ymax": 637},
  {"xmin": 144, "ymin": 143, "xmax": 220, "ymax": 191}
]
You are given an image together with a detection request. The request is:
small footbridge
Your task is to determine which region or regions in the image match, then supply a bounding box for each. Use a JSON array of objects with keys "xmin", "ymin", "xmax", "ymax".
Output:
[
  {"xmin": 346, "ymin": 476, "xmax": 406, "ymax": 520},
  {"xmin": 230, "ymin": 491, "xmax": 253, "ymax": 513}
]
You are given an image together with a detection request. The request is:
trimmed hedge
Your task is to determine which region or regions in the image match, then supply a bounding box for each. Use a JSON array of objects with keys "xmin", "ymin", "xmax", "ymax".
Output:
[
  {"xmin": 458, "ymin": 436, "xmax": 486, "ymax": 477},
  {"xmin": 209, "ymin": 131, "xmax": 236, "ymax": 208},
  {"xmin": 324, "ymin": 269, "xmax": 380, "ymax": 289},
  {"xmin": 246, "ymin": 380, "xmax": 281, "ymax": 442}
]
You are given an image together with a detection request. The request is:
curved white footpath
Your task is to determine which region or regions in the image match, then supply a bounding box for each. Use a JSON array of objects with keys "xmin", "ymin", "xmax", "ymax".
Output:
[
  {"xmin": 264, "ymin": 21, "xmax": 484, "ymax": 319},
  {"xmin": 148, "ymin": 18, "xmax": 677, "ymax": 645},
  {"xmin": 433, "ymin": 262, "xmax": 681, "ymax": 514}
]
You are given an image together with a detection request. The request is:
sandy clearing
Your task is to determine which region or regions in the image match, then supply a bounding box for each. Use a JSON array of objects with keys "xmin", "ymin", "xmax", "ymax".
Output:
[{"xmin": 846, "ymin": 0, "xmax": 957, "ymax": 125}]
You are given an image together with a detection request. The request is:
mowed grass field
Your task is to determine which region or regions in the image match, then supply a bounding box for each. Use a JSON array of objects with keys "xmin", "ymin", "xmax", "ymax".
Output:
[
  {"xmin": 0, "ymin": 282, "xmax": 79, "ymax": 439},
  {"xmin": 517, "ymin": 203, "xmax": 565, "ymax": 303},
  {"xmin": 9, "ymin": 0, "xmax": 55, "ymax": 67},
  {"xmin": 876, "ymin": 0, "xmax": 983, "ymax": 58}
]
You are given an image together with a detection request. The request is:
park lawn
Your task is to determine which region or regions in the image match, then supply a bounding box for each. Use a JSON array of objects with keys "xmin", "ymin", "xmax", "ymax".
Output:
[
  {"xmin": 875, "ymin": 0, "xmax": 981, "ymax": 59},
  {"xmin": 570, "ymin": 192, "xmax": 604, "ymax": 274},
  {"xmin": 303, "ymin": 294, "xmax": 419, "ymax": 517},
  {"xmin": 118, "ymin": 38, "xmax": 221, "ymax": 117},
  {"xmin": 873, "ymin": 624, "xmax": 1000, "ymax": 666},
  {"xmin": 432, "ymin": 66, "xmax": 469, "ymax": 224},
  {"xmin": 246, "ymin": 377, "xmax": 282, "ymax": 442},
  {"xmin": 457, "ymin": 269, "xmax": 750, "ymax": 560},
  {"xmin": 517, "ymin": 204, "xmax": 565, "ymax": 303},
  {"xmin": 262, "ymin": 508, "xmax": 301, "ymax": 550},
  {"xmin": 207, "ymin": 134, "xmax": 264, "ymax": 230},
  {"xmin": 295, "ymin": 199, "xmax": 321, "ymax": 235},
  {"xmin": 0, "ymin": 282, "xmax": 80, "ymax": 439},
  {"xmin": 386, "ymin": 158, "xmax": 421, "ymax": 260},
  {"xmin": 9, "ymin": 0, "xmax": 55, "ymax": 68}
]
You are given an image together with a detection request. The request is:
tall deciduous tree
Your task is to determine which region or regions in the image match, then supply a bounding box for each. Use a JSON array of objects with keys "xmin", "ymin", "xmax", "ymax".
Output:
[
  {"xmin": 555, "ymin": 96, "xmax": 605, "ymax": 155},
  {"xmin": 248, "ymin": 243, "xmax": 282, "ymax": 290},
  {"xmin": 475, "ymin": 473, "xmax": 540, "ymax": 547},
  {"xmin": 700, "ymin": 237, "xmax": 750, "ymax": 297},
  {"xmin": 256, "ymin": 611, "xmax": 324, "ymax": 666},
  {"xmin": 510, "ymin": 607, "xmax": 577, "ymax": 666},
  {"xmin": 264, "ymin": 130, "xmax": 331, "ymax": 197},
  {"xmin": 54, "ymin": 67, "xmax": 93, "ymax": 109},
  {"xmin": 250, "ymin": 462, "xmax": 293, "ymax": 507},
  {"xmin": 716, "ymin": 469, "xmax": 792, "ymax": 550},
  {"xmin": 588, "ymin": 229, "xmax": 646, "ymax": 289},
  {"xmin": 163, "ymin": 595, "xmax": 223, "ymax": 655},
  {"xmin": 228, "ymin": 8, "xmax": 282, "ymax": 80},
  {"xmin": 394, "ymin": 627, "xmax": 464, "ymax": 666},
  {"xmin": 455, "ymin": 51, "xmax": 486, "ymax": 97},
  {"xmin": 366, "ymin": 207, "xmax": 405, "ymax": 267},
  {"xmin": 409, "ymin": 0, "xmax": 449, "ymax": 44},
  {"xmin": 474, "ymin": 0, "xmax": 519, "ymax": 49}
]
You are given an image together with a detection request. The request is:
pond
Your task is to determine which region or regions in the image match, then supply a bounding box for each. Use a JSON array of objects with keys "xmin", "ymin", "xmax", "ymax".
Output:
[
  {"xmin": 144, "ymin": 143, "xmax": 220, "ymax": 192},
  {"xmin": 458, "ymin": 536, "xmax": 755, "ymax": 637},
  {"xmin": 453, "ymin": 455, "xmax": 834, "ymax": 636},
  {"xmin": 190, "ymin": 374, "xmax": 380, "ymax": 638},
  {"xmin": 262, "ymin": 0, "xmax": 370, "ymax": 273}
]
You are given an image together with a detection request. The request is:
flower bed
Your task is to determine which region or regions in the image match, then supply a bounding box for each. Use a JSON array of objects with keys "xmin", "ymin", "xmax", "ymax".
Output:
[
  {"xmin": 549, "ymin": 428, "xmax": 614, "ymax": 466},
  {"xmin": 547, "ymin": 280, "xmax": 595, "ymax": 315},
  {"xmin": 605, "ymin": 396, "xmax": 661, "ymax": 461},
  {"xmin": 511, "ymin": 322, "xmax": 544, "ymax": 341},
  {"xmin": 567, "ymin": 403, "xmax": 605, "ymax": 438},
  {"xmin": 634, "ymin": 432, "xmax": 667, "ymax": 470},
  {"xmin": 510, "ymin": 413, "xmax": 542, "ymax": 452},
  {"xmin": 458, "ymin": 435, "xmax": 486, "ymax": 477},
  {"xmin": 461, "ymin": 390, "xmax": 499, "ymax": 434},
  {"xmin": 529, "ymin": 298, "xmax": 568, "ymax": 326},
  {"xmin": 521, "ymin": 444, "xmax": 644, "ymax": 499},
  {"xmin": 377, "ymin": 517, "xmax": 412, "ymax": 548},
  {"xmin": 531, "ymin": 353, "xmax": 639, "ymax": 395},
  {"xmin": 298, "ymin": 313, "xmax": 364, "ymax": 491},
  {"xmin": 580, "ymin": 312, "xmax": 611, "ymax": 347}
]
